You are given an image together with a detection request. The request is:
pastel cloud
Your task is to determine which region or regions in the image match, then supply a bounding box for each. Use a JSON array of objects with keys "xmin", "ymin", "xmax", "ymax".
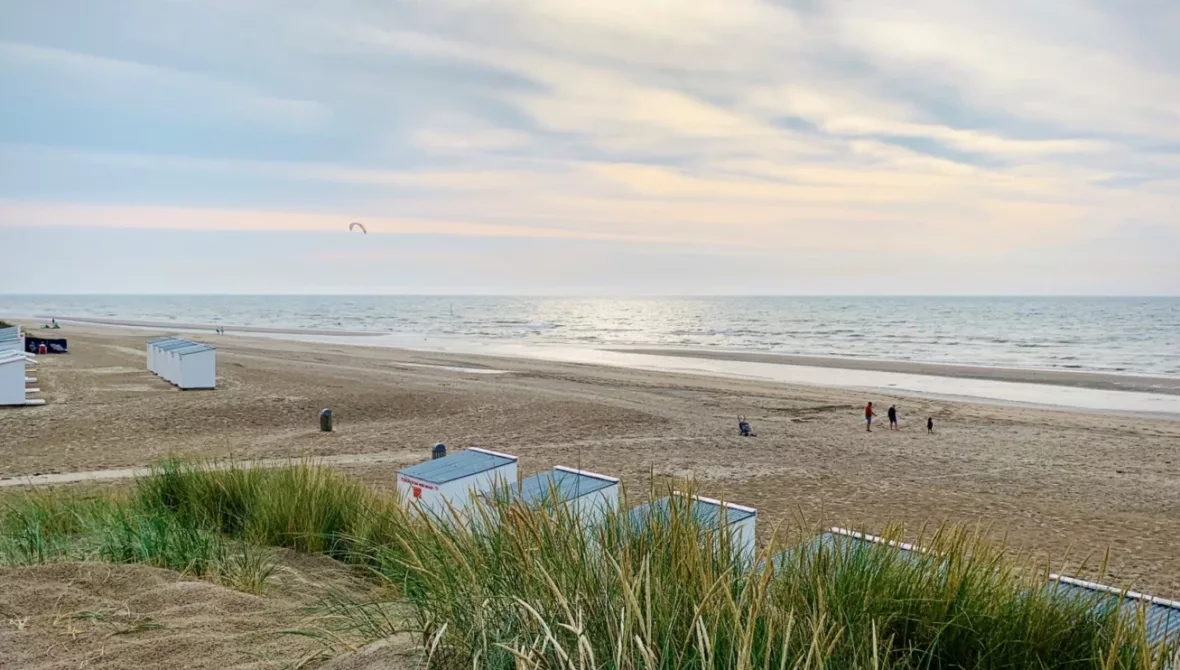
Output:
[{"xmin": 0, "ymin": 0, "xmax": 1177, "ymax": 293}]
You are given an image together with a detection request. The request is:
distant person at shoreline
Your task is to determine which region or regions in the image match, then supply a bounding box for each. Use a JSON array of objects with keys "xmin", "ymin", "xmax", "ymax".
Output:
[
  {"xmin": 927, "ymin": 417, "xmax": 934, "ymax": 433},
  {"xmin": 888, "ymin": 405, "xmax": 898, "ymax": 430},
  {"xmin": 865, "ymin": 402, "xmax": 875, "ymax": 432}
]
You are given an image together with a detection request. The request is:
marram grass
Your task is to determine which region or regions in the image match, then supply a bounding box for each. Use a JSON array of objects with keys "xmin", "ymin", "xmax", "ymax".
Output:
[
  {"xmin": 2, "ymin": 459, "xmax": 1175, "ymax": 668},
  {"xmin": 0, "ymin": 482, "xmax": 276, "ymax": 594}
]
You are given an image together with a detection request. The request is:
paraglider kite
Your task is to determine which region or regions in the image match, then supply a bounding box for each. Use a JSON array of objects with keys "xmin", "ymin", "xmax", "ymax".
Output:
[{"xmin": 349, "ymin": 222, "xmax": 367, "ymax": 234}]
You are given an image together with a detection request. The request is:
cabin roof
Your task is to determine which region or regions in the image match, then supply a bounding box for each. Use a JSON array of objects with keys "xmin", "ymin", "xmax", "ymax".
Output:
[
  {"xmin": 399, "ymin": 447, "xmax": 517, "ymax": 485},
  {"xmin": 496, "ymin": 466, "xmax": 617, "ymax": 505},
  {"xmin": 628, "ymin": 493, "xmax": 755, "ymax": 530}
]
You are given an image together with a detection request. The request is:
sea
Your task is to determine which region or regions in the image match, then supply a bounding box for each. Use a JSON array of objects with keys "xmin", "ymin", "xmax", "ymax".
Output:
[{"xmin": 3, "ymin": 295, "xmax": 1178, "ymax": 379}]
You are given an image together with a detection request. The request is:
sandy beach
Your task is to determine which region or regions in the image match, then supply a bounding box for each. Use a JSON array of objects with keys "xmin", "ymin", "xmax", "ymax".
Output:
[{"xmin": 3, "ymin": 322, "xmax": 1179, "ymax": 597}]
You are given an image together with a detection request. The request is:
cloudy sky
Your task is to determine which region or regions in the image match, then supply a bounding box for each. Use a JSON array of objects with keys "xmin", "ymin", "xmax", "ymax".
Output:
[{"xmin": 1, "ymin": 0, "xmax": 1178, "ymax": 294}]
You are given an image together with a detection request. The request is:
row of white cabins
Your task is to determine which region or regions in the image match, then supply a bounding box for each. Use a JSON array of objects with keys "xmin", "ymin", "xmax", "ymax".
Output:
[
  {"xmin": 146, "ymin": 338, "xmax": 216, "ymax": 390},
  {"xmin": 0, "ymin": 326, "xmax": 42, "ymax": 406},
  {"xmin": 395, "ymin": 446, "xmax": 758, "ymax": 563},
  {"xmin": 397, "ymin": 446, "xmax": 1179, "ymax": 649}
]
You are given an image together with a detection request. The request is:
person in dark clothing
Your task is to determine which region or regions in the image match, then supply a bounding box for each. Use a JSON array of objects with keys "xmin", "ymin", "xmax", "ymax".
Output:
[
  {"xmin": 888, "ymin": 405, "xmax": 898, "ymax": 430},
  {"xmin": 738, "ymin": 416, "xmax": 755, "ymax": 437},
  {"xmin": 927, "ymin": 417, "xmax": 934, "ymax": 433}
]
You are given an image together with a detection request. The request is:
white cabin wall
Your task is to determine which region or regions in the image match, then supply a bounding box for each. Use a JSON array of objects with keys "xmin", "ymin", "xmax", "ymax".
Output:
[
  {"xmin": 179, "ymin": 350, "xmax": 216, "ymax": 389},
  {"xmin": 0, "ymin": 361, "xmax": 26, "ymax": 405},
  {"xmin": 569, "ymin": 483, "xmax": 620, "ymax": 526},
  {"xmin": 399, "ymin": 461, "xmax": 518, "ymax": 523},
  {"xmin": 730, "ymin": 514, "xmax": 757, "ymax": 564}
]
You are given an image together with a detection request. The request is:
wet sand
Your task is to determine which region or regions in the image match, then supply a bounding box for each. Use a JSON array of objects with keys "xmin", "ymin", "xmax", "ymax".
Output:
[
  {"xmin": 614, "ymin": 348, "xmax": 1180, "ymax": 396},
  {"xmin": 3, "ymin": 323, "xmax": 1179, "ymax": 597}
]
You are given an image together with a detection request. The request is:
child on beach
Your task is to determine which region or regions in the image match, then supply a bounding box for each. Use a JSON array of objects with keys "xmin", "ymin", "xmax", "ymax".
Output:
[
  {"xmin": 927, "ymin": 417, "xmax": 934, "ymax": 433},
  {"xmin": 738, "ymin": 416, "xmax": 755, "ymax": 437},
  {"xmin": 865, "ymin": 402, "xmax": 875, "ymax": 432}
]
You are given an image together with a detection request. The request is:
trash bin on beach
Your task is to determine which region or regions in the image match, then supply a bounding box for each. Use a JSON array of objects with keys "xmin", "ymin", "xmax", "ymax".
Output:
[
  {"xmin": 432, "ymin": 443, "xmax": 446, "ymax": 460},
  {"xmin": 320, "ymin": 408, "xmax": 333, "ymax": 432}
]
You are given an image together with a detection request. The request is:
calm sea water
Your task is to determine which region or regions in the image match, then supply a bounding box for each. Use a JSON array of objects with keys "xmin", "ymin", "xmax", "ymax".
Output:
[{"xmin": 3, "ymin": 296, "xmax": 1178, "ymax": 378}]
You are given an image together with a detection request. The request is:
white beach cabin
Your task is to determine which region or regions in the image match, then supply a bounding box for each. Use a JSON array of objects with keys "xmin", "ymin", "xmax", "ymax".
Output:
[
  {"xmin": 628, "ymin": 492, "xmax": 758, "ymax": 564},
  {"xmin": 0, "ymin": 351, "xmax": 32, "ymax": 406},
  {"xmin": 147, "ymin": 337, "xmax": 184, "ymax": 375},
  {"xmin": 174, "ymin": 343, "xmax": 216, "ymax": 389},
  {"xmin": 1047, "ymin": 575, "xmax": 1180, "ymax": 653},
  {"xmin": 397, "ymin": 447, "xmax": 518, "ymax": 520},
  {"xmin": 764, "ymin": 527, "xmax": 930, "ymax": 573},
  {"xmin": 0, "ymin": 326, "xmax": 22, "ymax": 354},
  {"xmin": 155, "ymin": 340, "xmax": 176, "ymax": 381},
  {"xmin": 155, "ymin": 339, "xmax": 196, "ymax": 384},
  {"xmin": 147, "ymin": 338, "xmax": 161, "ymax": 374},
  {"xmin": 165, "ymin": 339, "xmax": 194, "ymax": 382},
  {"xmin": 492, "ymin": 466, "xmax": 620, "ymax": 524}
]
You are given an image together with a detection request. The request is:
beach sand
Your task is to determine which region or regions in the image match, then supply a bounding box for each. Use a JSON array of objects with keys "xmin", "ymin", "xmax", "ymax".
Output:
[
  {"xmin": 0, "ymin": 555, "xmax": 415, "ymax": 670},
  {"xmin": 3, "ymin": 323, "xmax": 1179, "ymax": 597}
]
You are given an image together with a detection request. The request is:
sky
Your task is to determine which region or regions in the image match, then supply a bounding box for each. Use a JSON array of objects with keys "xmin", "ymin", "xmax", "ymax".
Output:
[{"xmin": 1, "ymin": 0, "xmax": 1178, "ymax": 295}]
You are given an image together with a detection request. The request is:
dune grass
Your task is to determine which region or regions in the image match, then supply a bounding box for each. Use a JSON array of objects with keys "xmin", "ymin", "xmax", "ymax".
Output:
[
  {"xmin": 0, "ymin": 487, "xmax": 277, "ymax": 594},
  {"xmin": 371, "ymin": 498, "xmax": 1173, "ymax": 669},
  {"xmin": 2, "ymin": 459, "xmax": 1176, "ymax": 668}
]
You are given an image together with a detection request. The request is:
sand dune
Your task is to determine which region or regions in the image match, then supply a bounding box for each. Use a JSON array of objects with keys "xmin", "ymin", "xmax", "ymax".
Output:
[{"xmin": 0, "ymin": 554, "xmax": 404, "ymax": 669}]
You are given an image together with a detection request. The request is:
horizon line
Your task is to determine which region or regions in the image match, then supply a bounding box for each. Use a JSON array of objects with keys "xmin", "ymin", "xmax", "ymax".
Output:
[{"xmin": 3, "ymin": 293, "xmax": 1178, "ymax": 299}]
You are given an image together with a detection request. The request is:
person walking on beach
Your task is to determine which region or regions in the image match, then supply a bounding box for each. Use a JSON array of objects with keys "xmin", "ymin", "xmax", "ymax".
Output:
[
  {"xmin": 927, "ymin": 417, "xmax": 934, "ymax": 433},
  {"xmin": 865, "ymin": 402, "xmax": 876, "ymax": 432},
  {"xmin": 888, "ymin": 405, "xmax": 898, "ymax": 430}
]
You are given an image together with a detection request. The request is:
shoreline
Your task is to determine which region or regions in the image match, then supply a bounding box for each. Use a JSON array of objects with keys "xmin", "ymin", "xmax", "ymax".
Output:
[
  {"xmin": 224, "ymin": 334, "xmax": 1180, "ymax": 419},
  {"xmin": 14, "ymin": 318, "xmax": 1180, "ymax": 417},
  {"xmin": 612, "ymin": 348, "xmax": 1180, "ymax": 397},
  {"xmin": 39, "ymin": 315, "xmax": 386, "ymax": 337},
  {"xmin": 22, "ymin": 315, "xmax": 1180, "ymax": 395}
]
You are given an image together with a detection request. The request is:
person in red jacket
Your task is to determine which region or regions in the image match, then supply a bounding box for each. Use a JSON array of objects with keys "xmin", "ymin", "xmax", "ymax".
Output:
[{"xmin": 865, "ymin": 402, "xmax": 876, "ymax": 432}]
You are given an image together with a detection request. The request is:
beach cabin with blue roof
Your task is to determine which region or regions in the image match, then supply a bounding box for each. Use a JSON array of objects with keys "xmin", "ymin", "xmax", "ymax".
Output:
[
  {"xmin": 0, "ymin": 326, "xmax": 24, "ymax": 356},
  {"xmin": 629, "ymin": 492, "xmax": 757, "ymax": 563},
  {"xmin": 174, "ymin": 343, "xmax": 216, "ymax": 389},
  {"xmin": 766, "ymin": 527, "xmax": 927, "ymax": 573},
  {"xmin": 0, "ymin": 350, "xmax": 32, "ymax": 406},
  {"xmin": 491, "ymin": 466, "xmax": 619, "ymax": 523},
  {"xmin": 155, "ymin": 339, "xmax": 196, "ymax": 382},
  {"xmin": 398, "ymin": 447, "xmax": 518, "ymax": 519},
  {"xmin": 147, "ymin": 337, "xmax": 185, "ymax": 375},
  {"xmin": 146, "ymin": 338, "xmax": 216, "ymax": 389},
  {"xmin": 1047, "ymin": 575, "xmax": 1180, "ymax": 653}
]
